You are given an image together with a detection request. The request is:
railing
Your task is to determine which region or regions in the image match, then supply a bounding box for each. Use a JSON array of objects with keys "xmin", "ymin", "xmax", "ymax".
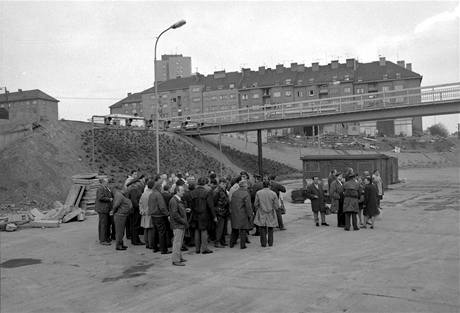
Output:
[{"xmin": 167, "ymin": 82, "xmax": 460, "ymax": 128}]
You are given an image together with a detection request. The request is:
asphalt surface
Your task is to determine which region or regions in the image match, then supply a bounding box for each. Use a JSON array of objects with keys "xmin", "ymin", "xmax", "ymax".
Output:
[{"xmin": 1, "ymin": 167, "xmax": 459, "ymax": 313}]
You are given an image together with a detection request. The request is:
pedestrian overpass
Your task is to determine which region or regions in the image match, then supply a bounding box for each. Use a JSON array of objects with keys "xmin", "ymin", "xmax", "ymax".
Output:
[{"xmin": 168, "ymin": 82, "xmax": 460, "ymax": 135}]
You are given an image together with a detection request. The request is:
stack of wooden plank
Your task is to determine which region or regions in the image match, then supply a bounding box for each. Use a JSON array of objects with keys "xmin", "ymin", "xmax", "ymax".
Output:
[{"xmin": 68, "ymin": 173, "xmax": 107, "ymax": 210}]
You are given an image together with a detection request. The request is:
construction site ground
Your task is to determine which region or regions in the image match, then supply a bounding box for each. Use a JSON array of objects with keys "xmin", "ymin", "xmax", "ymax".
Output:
[{"xmin": 1, "ymin": 167, "xmax": 459, "ymax": 313}]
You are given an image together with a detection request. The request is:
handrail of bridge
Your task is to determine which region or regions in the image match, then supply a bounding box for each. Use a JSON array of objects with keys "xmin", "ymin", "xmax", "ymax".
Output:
[{"xmin": 167, "ymin": 82, "xmax": 460, "ymax": 127}]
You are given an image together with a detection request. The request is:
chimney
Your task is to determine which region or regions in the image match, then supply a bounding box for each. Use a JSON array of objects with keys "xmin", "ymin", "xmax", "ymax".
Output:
[
  {"xmin": 297, "ymin": 64, "xmax": 306, "ymax": 72},
  {"xmin": 213, "ymin": 70, "xmax": 226, "ymax": 79},
  {"xmin": 276, "ymin": 64, "xmax": 284, "ymax": 73},
  {"xmin": 127, "ymin": 92, "xmax": 132, "ymax": 96},
  {"xmin": 312, "ymin": 62, "xmax": 319, "ymax": 72},
  {"xmin": 18, "ymin": 89, "xmax": 23, "ymax": 92},
  {"xmin": 290, "ymin": 62, "xmax": 298, "ymax": 71},
  {"xmin": 331, "ymin": 60, "xmax": 339, "ymax": 69},
  {"xmin": 397, "ymin": 60, "xmax": 405, "ymax": 68},
  {"xmin": 242, "ymin": 68, "xmax": 251, "ymax": 76},
  {"xmin": 258, "ymin": 66, "xmax": 266, "ymax": 75},
  {"xmin": 379, "ymin": 57, "xmax": 386, "ymax": 66},
  {"xmin": 346, "ymin": 58, "xmax": 355, "ymax": 68},
  {"xmin": 406, "ymin": 63, "xmax": 412, "ymax": 71}
]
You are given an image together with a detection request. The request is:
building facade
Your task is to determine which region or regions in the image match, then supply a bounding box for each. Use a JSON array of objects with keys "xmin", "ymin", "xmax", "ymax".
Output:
[
  {"xmin": 112, "ymin": 57, "xmax": 423, "ymax": 136},
  {"xmin": 109, "ymin": 92, "xmax": 143, "ymax": 116},
  {"xmin": 155, "ymin": 54, "xmax": 192, "ymax": 82},
  {"xmin": 0, "ymin": 89, "xmax": 59, "ymax": 124}
]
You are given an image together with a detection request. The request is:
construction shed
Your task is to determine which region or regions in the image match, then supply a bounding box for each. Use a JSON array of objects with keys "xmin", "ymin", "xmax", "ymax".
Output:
[{"xmin": 300, "ymin": 154, "xmax": 398, "ymax": 189}]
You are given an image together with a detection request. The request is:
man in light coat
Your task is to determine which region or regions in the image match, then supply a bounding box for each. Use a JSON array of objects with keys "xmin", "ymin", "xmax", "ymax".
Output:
[
  {"xmin": 95, "ymin": 177, "xmax": 113, "ymax": 245},
  {"xmin": 253, "ymin": 180, "xmax": 279, "ymax": 247},
  {"xmin": 169, "ymin": 185, "xmax": 189, "ymax": 266}
]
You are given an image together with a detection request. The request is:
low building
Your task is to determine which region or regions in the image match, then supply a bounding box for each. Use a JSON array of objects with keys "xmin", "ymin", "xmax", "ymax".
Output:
[
  {"xmin": 109, "ymin": 92, "xmax": 143, "ymax": 116},
  {"xmin": 0, "ymin": 89, "xmax": 59, "ymax": 124}
]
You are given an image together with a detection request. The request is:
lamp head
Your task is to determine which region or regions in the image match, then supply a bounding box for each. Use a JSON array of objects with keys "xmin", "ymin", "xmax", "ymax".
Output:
[{"xmin": 171, "ymin": 19, "xmax": 186, "ymax": 29}]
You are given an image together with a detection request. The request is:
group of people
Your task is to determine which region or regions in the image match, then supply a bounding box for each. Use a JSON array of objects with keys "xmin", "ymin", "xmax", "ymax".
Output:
[
  {"xmin": 308, "ymin": 167, "xmax": 383, "ymax": 231},
  {"xmin": 95, "ymin": 170, "xmax": 287, "ymax": 266}
]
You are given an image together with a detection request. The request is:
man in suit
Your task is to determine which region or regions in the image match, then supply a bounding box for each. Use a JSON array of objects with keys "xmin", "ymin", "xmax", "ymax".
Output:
[
  {"xmin": 95, "ymin": 177, "xmax": 113, "ymax": 245},
  {"xmin": 269, "ymin": 175, "xmax": 287, "ymax": 230},
  {"xmin": 330, "ymin": 172, "xmax": 345, "ymax": 227},
  {"xmin": 229, "ymin": 180, "xmax": 253, "ymax": 249},
  {"xmin": 306, "ymin": 176, "xmax": 329, "ymax": 227}
]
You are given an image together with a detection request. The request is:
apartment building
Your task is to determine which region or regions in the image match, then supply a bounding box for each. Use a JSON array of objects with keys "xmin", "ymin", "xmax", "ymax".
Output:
[{"xmin": 155, "ymin": 54, "xmax": 192, "ymax": 82}]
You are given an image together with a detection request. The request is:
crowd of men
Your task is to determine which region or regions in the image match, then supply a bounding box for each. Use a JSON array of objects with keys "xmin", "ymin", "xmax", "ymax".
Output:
[
  {"xmin": 95, "ymin": 170, "xmax": 286, "ymax": 266},
  {"xmin": 95, "ymin": 167, "xmax": 383, "ymax": 266}
]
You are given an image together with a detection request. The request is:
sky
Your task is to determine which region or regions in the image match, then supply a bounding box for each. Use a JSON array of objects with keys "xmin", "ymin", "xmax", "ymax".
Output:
[{"xmin": 0, "ymin": 0, "xmax": 459, "ymax": 133}]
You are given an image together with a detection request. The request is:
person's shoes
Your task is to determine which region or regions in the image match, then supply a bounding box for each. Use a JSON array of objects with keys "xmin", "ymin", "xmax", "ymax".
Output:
[
  {"xmin": 220, "ymin": 242, "xmax": 228, "ymax": 246},
  {"xmin": 353, "ymin": 227, "xmax": 360, "ymax": 231},
  {"xmin": 195, "ymin": 250, "xmax": 201, "ymax": 254},
  {"xmin": 181, "ymin": 246, "xmax": 189, "ymax": 251},
  {"xmin": 361, "ymin": 225, "xmax": 367, "ymax": 229},
  {"xmin": 261, "ymin": 245, "xmax": 266, "ymax": 247},
  {"xmin": 116, "ymin": 246, "xmax": 127, "ymax": 251},
  {"xmin": 180, "ymin": 258, "xmax": 187, "ymax": 262},
  {"xmin": 100, "ymin": 241, "xmax": 111, "ymax": 246},
  {"xmin": 344, "ymin": 228, "xmax": 350, "ymax": 231},
  {"xmin": 214, "ymin": 243, "xmax": 225, "ymax": 248},
  {"xmin": 153, "ymin": 248, "xmax": 160, "ymax": 253},
  {"xmin": 316, "ymin": 222, "xmax": 320, "ymax": 227},
  {"xmin": 268, "ymin": 244, "xmax": 273, "ymax": 247},
  {"xmin": 161, "ymin": 251, "xmax": 172, "ymax": 254},
  {"xmin": 279, "ymin": 227, "xmax": 287, "ymax": 231},
  {"xmin": 132, "ymin": 242, "xmax": 144, "ymax": 246},
  {"xmin": 229, "ymin": 243, "xmax": 234, "ymax": 248},
  {"xmin": 202, "ymin": 249, "xmax": 213, "ymax": 254},
  {"xmin": 370, "ymin": 225, "xmax": 374, "ymax": 229},
  {"xmin": 321, "ymin": 223, "xmax": 329, "ymax": 226},
  {"xmin": 240, "ymin": 246, "xmax": 247, "ymax": 249},
  {"xmin": 122, "ymin": 245, "xmax": 128, "ymax": 249},
  {"xmin": 172, "ymin": 262, "xmax": 185, "ymax": 266}
]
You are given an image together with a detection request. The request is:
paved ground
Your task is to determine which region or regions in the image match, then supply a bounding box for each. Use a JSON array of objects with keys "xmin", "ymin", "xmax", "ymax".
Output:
[{"xmin": 1, "ymin": 167, "xmax": 459, "ymax": 313}]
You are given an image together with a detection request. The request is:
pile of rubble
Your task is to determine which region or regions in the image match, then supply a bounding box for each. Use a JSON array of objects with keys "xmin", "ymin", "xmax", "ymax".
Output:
[{"xmin": 0, "ymin": 173, "xmax": 104, "ymax": 232}]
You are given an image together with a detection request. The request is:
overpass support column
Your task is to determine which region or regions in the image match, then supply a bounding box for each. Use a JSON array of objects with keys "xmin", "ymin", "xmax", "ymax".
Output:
[{"xmin": 257, "ymin": 129, "xmax": 263, "ymax": 177}]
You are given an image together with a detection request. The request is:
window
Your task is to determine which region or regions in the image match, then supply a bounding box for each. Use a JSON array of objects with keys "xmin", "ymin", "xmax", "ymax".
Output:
[
  {"xmin": 229, "ymin": 84, "xmax": 235, "ymax": 89},
  {"xmin": 211, "ymin": 96, "xmax": 217, "ymax": 101},
  {"xmin": 309, "ymin": 90, "xmax": 315, "ymax": 96},
  {"xmin": 230, "ymin": 94, "xmax": 236, "ymax": 99},
  {"xmin": 217, "ymin": 85, "xmax": 224, "ymax": 90},
  {"xmin": 252, "ymin": 82, "xmax": 258, "ymax": 87},
  {"xmin": 162, "ymin": 94, "xmax": 168, "ymax": 99},
  {"xmin": 343, "ymin": 87, "xmax": 351, "ymax": 94},
  {"xmin": 344, "ymin": 75, "xmax": 350, "ymax": 81},
  {"xmin": 252, "ymin": 94, "xmax": 259, "ymax": 99},
  {"xmin": 396, "ymin": 73, "xmax": 401, "ymax": 79},
  {"xmin": 285, "ymin": 90, "xmax": 292, "ymax": 97},
  {"xmin": 242, "ymin": 94, "xmax": 248, "ymax": 100},
  {"xmin": 273, "ymin": 91, "xmax": 281, "ymax": 98},
  {"xmin": 297, "ymin": 91, "xmax": 303, "ymax": 97},
  {"xmin": 32, "ymin": 100, "xmax": 37, "ymax": 104},
  {"xmin": 124, "ymin": 103, "xmax": 129, "ymax": 107},
  {"xmin": 192, "ymin": 97, "xmax": 201, "ymax": 103},
  {"xmin": 285, "ymin": 79, "xmax": 292, "ymax": 85},
  {"xmin": 191, "ymin": 87, "xmax": 200, "ymax": 92},
  {"xmin": 382, "ymin": 86, "xmax": 391, "ymax": 92},
  {"xmin": 297, "ymin": 80, "xmax": 303, "ymax": 85},
  {"xmin": 356, "ymin": 88, "xmax": 365, "ymax": 94}
]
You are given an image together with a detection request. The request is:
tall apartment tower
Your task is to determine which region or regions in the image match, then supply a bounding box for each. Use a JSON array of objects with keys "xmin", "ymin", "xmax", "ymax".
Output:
[{"xmin": 155, "ymin": 54, "xmax": 192, "ymax": 82}]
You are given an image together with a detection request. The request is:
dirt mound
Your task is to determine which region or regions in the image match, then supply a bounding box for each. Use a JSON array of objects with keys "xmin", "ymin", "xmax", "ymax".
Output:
[{"xmin": 0, "ymin": 121, "xmax": 92, "ymax": 207}]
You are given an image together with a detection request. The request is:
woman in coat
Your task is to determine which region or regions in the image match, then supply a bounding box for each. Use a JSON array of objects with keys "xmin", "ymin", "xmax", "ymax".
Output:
[
  {"xmin": 229, "ymin": 180, "xmax": 253, "ymax": 249},
  {"xmin": 253, "ymin": 180, "xmax": 279, "ymax": 247},
  {"xmin": 343, "ymin": 170, "xmax": 360, "ymax": 231},
  {"xmin": 363, "ymin": 176, "xmax": 379, "ymax": 229}
]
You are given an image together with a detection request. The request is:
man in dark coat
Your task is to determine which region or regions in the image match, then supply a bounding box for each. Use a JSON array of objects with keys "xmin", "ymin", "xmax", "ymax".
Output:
[
  {"xmin": 229, "ymin": 180, "xmax": 253, "ymax": 249},
  {"xmin": 95, "ymin": 177, "xmax": 113, "ymax": 245},
  {"xmin": 190, "ymin": 177, "xmax": 217, "ymax": 254},
  {"xmin": 330, "ymin": 172, "xmax": 345, "ymax": 227},
  {"xmin": 269, "ymin": 175, "xmax": 286, "ymax": 230},
  {"xmin": 213, "ymin": 178, "xmax": 230, "ymax": 248},
  {"xmin": 249, "ymin": 174, "xmax": 264, "ymax": 236},
  {"xmin": 363, "ymin": 176, "xmax": 379, "ymax": 229},
  {"xmin": 127, "ymin": 177, "xmax": 145, "ymax": 245},
  {"xmin": 306, "ymin": 176, "xmax": 329, "ymax": 227},
  {"xmin": 110, "ymin": 187, "xmax": 133, "ymax": 251},
  {"xmin": 161, "ymin": 184, "xmax": 174, "ymax": 248},
  {"xmin": 149, "ymin": 181, "xmax": 171, "ymax": 254}
]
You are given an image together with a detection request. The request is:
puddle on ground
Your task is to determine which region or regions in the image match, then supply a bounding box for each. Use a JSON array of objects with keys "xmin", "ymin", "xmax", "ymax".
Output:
[
  {"xmin": 0, "ymin": 258, "xmax": 42, "ymax": 268},
  {"xmin": 102, "ymin": 263, "xmax": 154, "ymax": 282}
]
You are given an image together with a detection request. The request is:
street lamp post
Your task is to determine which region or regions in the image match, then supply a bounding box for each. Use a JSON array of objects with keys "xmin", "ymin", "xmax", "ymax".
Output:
[{"xmin": 154, "ymin": 19, "xmax": 186, "ymax": 174}]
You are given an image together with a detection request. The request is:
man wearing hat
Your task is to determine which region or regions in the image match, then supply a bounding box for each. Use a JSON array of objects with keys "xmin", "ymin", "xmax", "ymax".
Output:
[
  {"xmin": 306, "ymin": 176, "xmax": 328, "ymax": 227},
  {"xmin": 343, "ymin": 168, "xmax": 360, "ymax": 231}
]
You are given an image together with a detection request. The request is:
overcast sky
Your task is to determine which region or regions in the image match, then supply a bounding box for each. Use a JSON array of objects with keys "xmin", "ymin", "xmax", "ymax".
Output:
[{"xmin": 1, "ymin": 1, "xmax": 459, "ymax": 132}]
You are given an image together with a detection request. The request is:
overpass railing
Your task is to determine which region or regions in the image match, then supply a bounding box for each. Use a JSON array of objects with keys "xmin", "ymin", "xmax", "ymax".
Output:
[{"xmin": 167, "ymin": 82, "xmax": 460, "ymax": 127}]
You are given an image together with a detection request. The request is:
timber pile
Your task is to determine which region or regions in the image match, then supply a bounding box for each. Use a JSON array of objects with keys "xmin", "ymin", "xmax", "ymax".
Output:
[{"xmin": 69, "ymin": 173, "xmax": 107, "ymax": 211}]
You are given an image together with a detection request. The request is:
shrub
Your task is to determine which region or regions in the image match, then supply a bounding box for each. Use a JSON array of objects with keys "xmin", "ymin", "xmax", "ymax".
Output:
[{"xmin": 427, "ymin": 123, "xmax": 449, "ymax": 138}]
